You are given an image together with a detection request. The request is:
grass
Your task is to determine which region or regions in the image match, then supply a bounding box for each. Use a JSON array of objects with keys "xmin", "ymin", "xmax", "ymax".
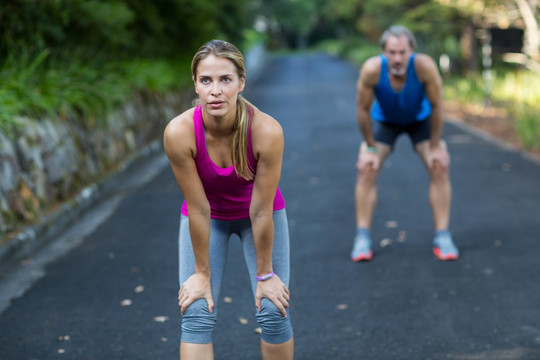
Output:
[
  {"xmin": 444, "ymin": 70, "xmax": 540, "ymax": 150},
  {"xmin": 0, "ymin": 49, "xmax": 192, "ymax": 133}
]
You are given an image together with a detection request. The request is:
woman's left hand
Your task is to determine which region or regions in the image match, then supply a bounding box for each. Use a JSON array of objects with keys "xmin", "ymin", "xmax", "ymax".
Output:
[{"xmin": 255, "ymin": 274, "xmax": 290, "ymax": 317}]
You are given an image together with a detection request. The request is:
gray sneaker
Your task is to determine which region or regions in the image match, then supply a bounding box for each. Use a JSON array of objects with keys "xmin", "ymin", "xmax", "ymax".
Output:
[
  {"xmin": 351, "ymin": 232, "xmax": 373, "ymax": 262},
  {"xmin": 433, "ymin": 231, "xmax": 459, "ymax": 260}
]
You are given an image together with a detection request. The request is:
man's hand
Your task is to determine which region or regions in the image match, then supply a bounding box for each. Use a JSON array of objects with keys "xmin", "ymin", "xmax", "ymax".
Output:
[
  {"xmin": 255, "ymin": 274, "xmax": 290, "ymax": 317},
  {"xmin": 178, "ymin": 273, "xmax": 214, "ymax": 315},
  {"xmin": 356, "ymin": 147, "xmax": 380, "ymax": 172},
  {"xmin": 427, "ymin": 143, "xmax": 450, "ymax": 170}
]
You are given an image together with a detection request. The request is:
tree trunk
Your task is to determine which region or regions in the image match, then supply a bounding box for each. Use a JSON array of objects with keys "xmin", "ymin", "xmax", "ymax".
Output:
[
  {"xmin": 460, "ymin": 19, "xmax": 478, "ymax": 72},
  {"xmin": 514, "ymin": 0, "xmax": 540, "ymax": 60}
]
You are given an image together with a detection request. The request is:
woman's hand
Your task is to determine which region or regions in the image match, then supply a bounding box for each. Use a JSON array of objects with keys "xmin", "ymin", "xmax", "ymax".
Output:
[
  {"xmin": 178, "ymin": 273, "xmax": 214, "ymax": 315},
  {"xmin": 255, "ymin": 274, "xmax": 290, "ymax": 317}
]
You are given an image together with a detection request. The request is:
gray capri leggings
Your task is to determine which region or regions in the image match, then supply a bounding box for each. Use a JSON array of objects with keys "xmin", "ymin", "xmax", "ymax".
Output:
[{"xmin": 178, "ymin": 208, "xmax": 293, "ymax": 344}]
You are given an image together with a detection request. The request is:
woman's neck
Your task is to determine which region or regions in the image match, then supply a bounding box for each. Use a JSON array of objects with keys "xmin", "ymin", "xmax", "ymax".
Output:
[{"xmin": 202, "ymin": 108, "xmax": 236, "ymax": 137}]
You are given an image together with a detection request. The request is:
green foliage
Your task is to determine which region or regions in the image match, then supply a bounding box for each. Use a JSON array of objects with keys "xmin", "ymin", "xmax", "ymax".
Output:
[
  {"xmin": 0, "ymin": 0, "xmax": 258, "ymax": 132},
  {"xmin": 316, "ymin": 38, "xmax": 379, "ymax": 65},
  {"xmin": 443, "ymin": 75, "xmax": 485, "ymax": 103},
  {"xmin": 0, "ymin": 49, "xmax": 192, "ymax": 131},
  {"xmin": 515, "ymin": 104, "xmax": 540, "ymax": 149},
  {"xmin": 444, "ymin": 69, "xmax": 540, "ymax": 149}
]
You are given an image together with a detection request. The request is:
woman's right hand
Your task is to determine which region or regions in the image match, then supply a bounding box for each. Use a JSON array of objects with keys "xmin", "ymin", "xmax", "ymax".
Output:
[{"xmin": 178, "ymin": 273, "xmax": 214, "ymax": 315}]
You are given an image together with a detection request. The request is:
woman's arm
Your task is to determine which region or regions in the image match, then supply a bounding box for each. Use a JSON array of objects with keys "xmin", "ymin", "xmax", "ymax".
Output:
[
  {"xmin": 163, "ymin": 110, "xmax": 215, "ymax": 314},
  {"xmin": 250, "ymin": 109, "xmax": 290, "ymax": 317}
]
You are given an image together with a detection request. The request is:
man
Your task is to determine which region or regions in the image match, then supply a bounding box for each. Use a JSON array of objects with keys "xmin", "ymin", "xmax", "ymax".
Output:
[{"xmin": 351, "ymin": 25, "xmax": 458, "ymax": 262}]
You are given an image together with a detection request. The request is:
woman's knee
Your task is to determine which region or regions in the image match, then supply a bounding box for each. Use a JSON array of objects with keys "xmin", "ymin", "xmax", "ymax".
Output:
[
  {"xmin": 255, "ymin": 298, "xmax": 293, "ymax": 344},
  {"xmin": 181, "ymin": 298, "xmax": 217, "ymax": 344}
]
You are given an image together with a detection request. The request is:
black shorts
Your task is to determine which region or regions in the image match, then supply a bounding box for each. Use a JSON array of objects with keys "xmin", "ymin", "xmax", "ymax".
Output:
[{"xmin": 373, "ymin": 119, "xmax": 430, "ymax": 147}]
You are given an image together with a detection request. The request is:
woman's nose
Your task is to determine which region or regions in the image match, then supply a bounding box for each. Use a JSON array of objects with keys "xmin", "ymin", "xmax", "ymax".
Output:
[{"xmin": 211, "ymin": 83, "xmax": 221, "ymax": 95}]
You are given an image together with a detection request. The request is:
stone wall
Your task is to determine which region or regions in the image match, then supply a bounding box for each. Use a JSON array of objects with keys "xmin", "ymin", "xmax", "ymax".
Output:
[{"xmin": 0, "ymin": 90, "xmax": 190, "ymax": 245}]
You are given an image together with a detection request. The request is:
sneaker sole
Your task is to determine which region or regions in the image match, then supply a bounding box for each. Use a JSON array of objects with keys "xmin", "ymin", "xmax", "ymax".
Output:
[
  {"xmin": 351, "ymin": 251, "xmax": 373, "ymax": 262},
  {"xmin": 433, "ymin": 247, "xmax": 459, "ymax": 261}
]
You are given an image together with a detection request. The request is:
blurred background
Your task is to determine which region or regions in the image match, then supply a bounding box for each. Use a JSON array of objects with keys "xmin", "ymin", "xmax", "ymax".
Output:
[{"xmin": 0, "ymin": 0, "xmax": 539, "ymax": 254}]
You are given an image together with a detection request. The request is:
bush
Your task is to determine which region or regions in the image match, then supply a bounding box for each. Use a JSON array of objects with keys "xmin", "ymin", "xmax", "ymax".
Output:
[{"xmin": 0, "ymin": 49, "xmax": 192, "ymax": 132}]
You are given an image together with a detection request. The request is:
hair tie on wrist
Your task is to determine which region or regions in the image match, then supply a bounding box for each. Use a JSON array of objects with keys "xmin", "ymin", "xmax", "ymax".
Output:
[{"xmin": 256, "ymin": 272, "xmax": 274, "ymax": 281}]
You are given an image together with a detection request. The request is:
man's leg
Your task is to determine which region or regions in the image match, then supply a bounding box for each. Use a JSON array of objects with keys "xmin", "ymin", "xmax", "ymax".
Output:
[
  {"xmin": 352, "ymin": 142, "xmax": 391, "ymax": 261},
  {"xmin": 416, "ymin": 140, "xmax": 458, "ymax": 260}
]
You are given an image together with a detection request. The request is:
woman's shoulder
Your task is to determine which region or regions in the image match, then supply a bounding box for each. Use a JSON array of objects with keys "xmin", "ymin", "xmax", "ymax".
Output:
[
  {"xmin": 165, "ymin": 107, "xmax": 196, "ymax": 136},
  {"xmin": 164, "ymin": 107, "xmax": 197, "ymax": 155},
  {"xmin": 250, "ymin": 105, "xmax": 283, "ymax": 139}
]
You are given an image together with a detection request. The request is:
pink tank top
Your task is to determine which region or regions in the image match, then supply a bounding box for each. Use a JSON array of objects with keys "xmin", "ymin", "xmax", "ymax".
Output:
[{"xmin": 181, "ymin": 106, "xmax": 285, "ymax": 220}]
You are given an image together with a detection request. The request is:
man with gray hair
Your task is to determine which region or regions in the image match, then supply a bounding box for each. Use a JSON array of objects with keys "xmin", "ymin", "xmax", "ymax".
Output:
[{"xmin": 351, "ymin": 25, "xmax": 458, "ymax": 261}]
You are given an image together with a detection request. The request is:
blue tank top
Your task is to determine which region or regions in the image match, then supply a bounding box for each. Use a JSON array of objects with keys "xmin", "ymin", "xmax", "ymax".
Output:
[{"xmin": 370, "ymin": 53, "xmax": 431, "ymax": 125}]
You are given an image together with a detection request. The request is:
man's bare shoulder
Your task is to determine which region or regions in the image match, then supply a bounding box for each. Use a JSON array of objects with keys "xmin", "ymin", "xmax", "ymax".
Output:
[
  {"xmin": 413, "ymin": 54, "xmax": 440, "ymax": 81},
  {"xmin": 359, "ymin": 55, "xmax": 382, "ymax": 85}
]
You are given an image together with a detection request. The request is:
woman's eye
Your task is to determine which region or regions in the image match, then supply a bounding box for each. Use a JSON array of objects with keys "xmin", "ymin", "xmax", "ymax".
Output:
[
  {"xmin": 222, "ymin": 77, "xmax": 231, "ymax": 83},
  {"xmin": 200, "ymin": 78, "xmax": 210, "ymax": 84}
]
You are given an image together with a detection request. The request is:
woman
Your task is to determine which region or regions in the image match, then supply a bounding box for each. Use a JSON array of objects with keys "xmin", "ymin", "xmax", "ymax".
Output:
[{"xmin": 164, "ymin": 40, "xmax": 294, "ymax": 360}]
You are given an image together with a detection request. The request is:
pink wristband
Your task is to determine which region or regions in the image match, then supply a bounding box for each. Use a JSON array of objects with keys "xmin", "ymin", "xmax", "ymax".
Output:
[{"xmin": 255, "ymin": 271, "xmax": 274, "ymax": 281}]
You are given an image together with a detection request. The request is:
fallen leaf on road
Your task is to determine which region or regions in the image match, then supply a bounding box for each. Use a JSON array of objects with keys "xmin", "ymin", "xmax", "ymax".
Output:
[
  {"xmin": 223, "ymin": 297, "xmax": 233, "ymax": 303},
  {"xmin": 134, "ymin": 285, "xmax": 145, "ymax": 293},
  {"xmin": 239, "ymin": 318, "xmax": 248, "ymax": 325},
  {"xmin": 58, "ymin": 335, "xmax": 70, "ymax": 341},
  {"xmin": 398, "ymin": 230, "xmax": 407, "ymax": 242},
  {"xmin": 385, "ymin": 221, "xmax": 398, "ymax": 228},
  {"xmin": 120, "ymin": 299, "xmax": 132, "ymax": 306},
  {"xmin": 154, "ymin": 316, "xmax": 169, "ymax": 323},
  {"xmin": 58, "ymin": 349, "xmax": 65, "ymax": 354},
  {"xmin": 336, "ymin": 304, "xmax": 348, "ymax": 310},
  {"xmin": 254, "ymin": 327, "xmax": 262, "ymax": 334},
  {"xmin": 380, "ymin": 238, "xmax": 393, "ymax": 247},
  {"xmin": 161, "ymin": 337, "xmax": 168, "ymax": 342}
]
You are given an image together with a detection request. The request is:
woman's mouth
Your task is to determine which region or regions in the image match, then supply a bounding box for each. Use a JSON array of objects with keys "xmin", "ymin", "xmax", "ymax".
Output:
[{"xmin": 209, "ymin": 100, "xmax": 224, "ymax": 109}]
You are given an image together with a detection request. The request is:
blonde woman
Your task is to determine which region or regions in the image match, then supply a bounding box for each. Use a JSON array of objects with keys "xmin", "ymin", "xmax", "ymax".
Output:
[{"xmin": 164, "ymin": 40, "xmax": 293, "ymax": 360}]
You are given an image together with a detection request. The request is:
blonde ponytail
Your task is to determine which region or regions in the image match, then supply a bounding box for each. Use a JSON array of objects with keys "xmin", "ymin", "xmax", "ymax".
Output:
[{"xmin": 232, "ymin": 95, "xmax": 255, "ymax": 180}]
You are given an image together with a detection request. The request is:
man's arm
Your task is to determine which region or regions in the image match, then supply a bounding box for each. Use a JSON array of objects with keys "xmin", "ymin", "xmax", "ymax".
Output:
[
  {"xmin": 416, "ymin": 54, "xmax": 444, "ymax": 149},
  {"xmin": 356, "ymin": 57, "xmax": 380, "ymax": 148}
]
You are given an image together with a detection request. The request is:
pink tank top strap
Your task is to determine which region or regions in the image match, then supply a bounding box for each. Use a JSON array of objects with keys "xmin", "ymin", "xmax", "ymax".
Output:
[{"xmin": 193, "ymin": 106, "xmax": 206, "ymax": 161}]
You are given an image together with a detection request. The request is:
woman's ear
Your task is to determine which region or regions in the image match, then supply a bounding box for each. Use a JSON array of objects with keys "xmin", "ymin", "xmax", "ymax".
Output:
[
  {"xmin": 193, "ymin": 76, "xmax": 199, "ymax": 95},
  {"xmin": 239, "ymin": 76, "xmax": 246, "ymax": 93}
]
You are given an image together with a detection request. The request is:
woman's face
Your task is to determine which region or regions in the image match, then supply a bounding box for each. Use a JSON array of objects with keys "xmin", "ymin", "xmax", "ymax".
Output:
[{"xmin": 194, "ymin": 54, "xmax": 245, "ymax": 118}]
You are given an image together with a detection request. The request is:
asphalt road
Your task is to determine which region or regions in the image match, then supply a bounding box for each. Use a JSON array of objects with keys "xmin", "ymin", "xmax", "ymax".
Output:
[{"xmin": 1, "ymin": 53, "xmax": 540, "ymax": 360}]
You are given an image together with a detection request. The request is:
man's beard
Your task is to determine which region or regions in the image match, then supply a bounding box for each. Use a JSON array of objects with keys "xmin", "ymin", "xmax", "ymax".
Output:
[{"xmin": 389, "ymin": 64, "xmax": 407, "ymax": 76}]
